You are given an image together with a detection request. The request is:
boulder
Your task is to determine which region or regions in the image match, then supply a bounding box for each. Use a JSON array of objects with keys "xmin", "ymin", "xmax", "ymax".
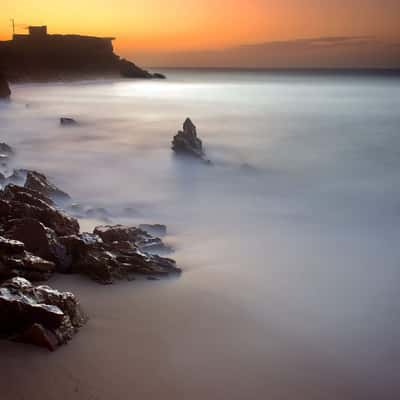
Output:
[
  {"xmin": 24, "ymin": 170, "xmax": 71, "ymax": 202},
  {"xmin": 61, "ymin": 225, "xmax": 181, "ymax": 284},
  {"xmin": 5, "ymin": 218, "xmax": 70, "ymax": 272},
  {"xmin": 0, "ymin": 143, "xmax": 14, "ymax": 159},
  {"xmin": 94, "ymin": 224, "xmax": 169, "ymax": 252},
  {"xmin": 60, "ymin": 117, "xmax": 78, "ymax": 126},
  {"xmin": 0, "ymin": 277, "xmax": 87, "ymax": 350},
  {"xmin": 0, "ymin": 74, "xmax": 11, "ymax": 98},
  {"xmin": 172, "ymin": 118, "xmax": 206, "ymax": 159},
  {"xmin": 0, "ymin": 236, "xmax": 55, "ymax": 282},
  {"xmin": 0, "ymin": 184, "xmax": 79, "ymax": 236},
  {"xmin": 119, "ymin": 59, "xmax": 153, "ymax": 79}
]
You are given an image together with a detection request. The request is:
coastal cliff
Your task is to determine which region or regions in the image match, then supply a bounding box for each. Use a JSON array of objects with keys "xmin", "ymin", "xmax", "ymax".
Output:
[{"xmin": 0, "ymin": 25, "xmax": 164, "ymax": 81}]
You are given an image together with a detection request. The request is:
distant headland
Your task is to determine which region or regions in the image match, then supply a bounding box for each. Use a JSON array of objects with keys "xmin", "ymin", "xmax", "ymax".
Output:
[{"xmin": 0, "ymin": 25, "xmax": 165, "ymax": 82}]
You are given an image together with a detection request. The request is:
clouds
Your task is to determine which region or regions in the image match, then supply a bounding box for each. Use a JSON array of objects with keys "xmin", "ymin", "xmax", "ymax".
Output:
[{"xmin": 130, "ymin": 36, "xmax": 400, "ymax": 69}]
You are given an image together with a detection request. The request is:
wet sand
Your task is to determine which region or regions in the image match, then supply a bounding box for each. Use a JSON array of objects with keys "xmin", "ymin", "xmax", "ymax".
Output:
[{"xmin": 0, "ymin": 269, "xmax": 394, "ymax": 400}]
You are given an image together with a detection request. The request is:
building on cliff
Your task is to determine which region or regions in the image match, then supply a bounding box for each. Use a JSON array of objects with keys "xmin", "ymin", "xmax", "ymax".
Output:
[{"xmin": 0, "ymin": 25, "xmax": 161, "ymax": 81}]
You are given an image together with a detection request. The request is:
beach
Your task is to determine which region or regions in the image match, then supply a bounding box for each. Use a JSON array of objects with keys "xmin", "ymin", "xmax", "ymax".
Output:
[{"xmin": 0, "ymin": 70, "xmax": 399, "ymax": 399}]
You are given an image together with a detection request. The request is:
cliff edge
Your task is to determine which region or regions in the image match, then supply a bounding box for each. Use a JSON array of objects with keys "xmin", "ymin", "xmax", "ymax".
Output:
[{"xmin": 0, "ymin": 26, "xmax": 165, "ymax": 81}]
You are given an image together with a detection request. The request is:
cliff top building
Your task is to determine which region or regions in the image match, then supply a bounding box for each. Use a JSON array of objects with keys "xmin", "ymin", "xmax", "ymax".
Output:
[
  {"xmin": 12, "ymin": 25, "xmax": 115, "ymax": 47},
  {"xmin": 0, "ymin": 25, "xmax": 160, "ymax": 81}
]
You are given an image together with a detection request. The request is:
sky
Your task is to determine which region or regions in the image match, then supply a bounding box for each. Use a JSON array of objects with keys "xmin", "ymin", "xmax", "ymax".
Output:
[{"xmin": 1, "ymin": 0, "xmax": 400, "ymax": 67}]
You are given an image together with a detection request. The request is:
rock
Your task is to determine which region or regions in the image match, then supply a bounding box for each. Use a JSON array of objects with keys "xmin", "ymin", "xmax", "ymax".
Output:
[
  {"xmin": 172, "ymin": 118, "xmax": 206, "ymax": 159},
  {"xmin": 0, "ymin": 73, "xmax": 11, "ymax": 98},
  {"xmin": 18, "ymin": 323, "xmax": 59, "ymax": 351},
  {"xmin": 61, "ymin": 225, "xmax": 181, "ymax": 284},
  {"xmin": 94, "ymin": 224, "xmax": 169, "ymax": 253},
  {"xmin": 93, "ymin": 224, "xmax": 143, "ymax": 243},
  {"xmin": 152, "ymin": 73, "xmax": 166, "ymax": 79},
  {"xmin": 24, "ymin": 170, "xmax": 71, "ymax": 202},
  {"xmin": 0, "ymin": 236, "xmax": 25, "ymax": 255},
  {"xmin": 60, "ymin": 117, "xmax": 78, "ymax": 126},
  {"xmin": 1, "ymin": 184, "xmax": 79, "ymax": 236},
  {"xmin": 0, "ymin": 277, "xmax": 87, "ymax": 350},
  {"xmin": 0, "ymin": 236, "xmax": 55, "ymax": 282},
  {"xmin": 119, "ymin": 59, "xmax": 153, "ymax": 79},
  {"xmin": 5, "ymin": 218, "xmax": 70, "ymax": 272},
  {"xmin": 0, "ymin": 143, "xmax": 14, "ymax": 159},
  {"xmin": 3, "ymin": 182, "xmax": 54, "ymax": 206},
  {"xmin": 139, "ymin": 224, "xmax": 167, "ymax": 237}
]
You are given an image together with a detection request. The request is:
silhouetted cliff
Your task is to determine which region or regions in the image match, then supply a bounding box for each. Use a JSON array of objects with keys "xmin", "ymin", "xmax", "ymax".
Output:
[{"xmin": 0, "ymin": 26, "xmax": 165, "ymax": 81}]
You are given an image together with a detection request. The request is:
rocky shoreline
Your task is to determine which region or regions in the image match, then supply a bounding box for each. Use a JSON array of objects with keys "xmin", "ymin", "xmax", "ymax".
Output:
[{"xmin": 0, "ymin": 143, "xmax": 181, "ymax": 351}]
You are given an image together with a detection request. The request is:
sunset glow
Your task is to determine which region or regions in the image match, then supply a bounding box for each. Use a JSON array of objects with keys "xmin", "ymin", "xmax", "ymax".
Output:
[{"xmin": 2, "ymin": 0, "xmax": 400, "ymax": 56}]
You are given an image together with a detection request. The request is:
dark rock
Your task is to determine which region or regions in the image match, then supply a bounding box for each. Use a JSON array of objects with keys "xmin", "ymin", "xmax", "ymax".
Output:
[
  {"xmin": 24, "ymin": 170, "xmax": 70, "ymax": 202},
  {"xmin": 172, "ymin": 118, "xmax": 206, "ymax": 159},
  {"xmin": 3, "ymin": 182, "xmax": 54, "ymax": 206},
  {"xmin": 93, "ymin": 224, "xmax": 143, "ymax": 243},
  {"xmin": 152, "ymin": 73, "xmax": 166, "ymax": 79},
  {"xmin": 5, "ymin": 218, "xmax": 70, "ymax": 272},
  {"xmin": 0, "ymin": 236, "xmax": 25, "ymax": 255},
  {"xmin": 1, "ymin": 184, "xmax": 79, "ymax": 236},
  {"xmin": 0, "ymin": 73, "xmax": 11, "ymax": 98},
  {"xmin": 17, "ymin": 323, "xmax": 59, "ymax": 351},
  {"xmin": 0, "ymin": 277, "xmax": 87, "ymax": 350},
  {"xmin": 119, "ymin": 59, "xmax": 152, "ymax": 79},
  {"xmin": 139, "ymin": 224, "xmax": 167, "ymax": 237},
  {"xmin": 0, "ymin": 143, "xmax": 14, "ymax": 159},
  {"xmin": 61, "ymin": 225, "xmax": 180, "ymax": 284},
  {"xmin": 60, "ymin": 117, "xmax": 78, "ymax": 126},
  {"xmin": 0, "ymin": 236, "xmax": 55, "ymax": 282},
  {"xmin": 94, "ymin": 224, "xmax": 169, "ymax": 253}
]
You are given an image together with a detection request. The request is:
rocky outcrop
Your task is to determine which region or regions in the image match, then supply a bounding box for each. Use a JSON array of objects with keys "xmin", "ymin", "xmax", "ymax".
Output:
[
  {"xmin": 152, "ymin": 73, "xmax": 166, "ymax": 79},
  {"xmin": 119, "ymin": 59, "xmax": 166, "ymax": 79},
  {"xmin": 0, "ymin": 29, "xmax": 166, "ymax": 82},
  {"xmin": 0, "ymin": 143, "xmax": 14, "ymax": 159},
  {"xmin": 5, "ymin": 218, "xmax": 70, "ymax": 272},
  {"xmin": 0, "ymin": 184, "xmax": 79, "ymax": 236},
  {"xmin": 0, "ymin": 277, "xmax": 87, "ymax": 350},
  {"xmin": 0, "ymin": 236, "xmax": 55, "ymax": 282},
  {"xmin": 119, "ymin": 59, "xmax": 153, "ymax": 79},
  {"xmin": 61, "ymin": 225, "xmax": 180, "ymax": 284},
  {"xmin": 0, "ymin": 73, "xmax": 11, "ymax": 98},
  {"xmin": 0, "ymin": 142, "xmax": 186, "ymax": 352},
  {"xmin": 172, "ymin": 118, "xmax": 207, "ymax": 160},
  {"xmin": 60, "ymin": 117, "xmax": 78, "ymax": 126},
  {"xmin": 24, "ymin": 170, "xmax": 71, "ymax": 202}
]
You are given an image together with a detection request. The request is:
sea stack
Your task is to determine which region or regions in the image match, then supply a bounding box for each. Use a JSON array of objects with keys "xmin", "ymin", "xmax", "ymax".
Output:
[
  {"xmin": 0, "ymin": 74, "xmax": 11, "ymax": 98},
  {"xmin": 172, "ymin": 118, "xmax": 206, "ymax": 159}
]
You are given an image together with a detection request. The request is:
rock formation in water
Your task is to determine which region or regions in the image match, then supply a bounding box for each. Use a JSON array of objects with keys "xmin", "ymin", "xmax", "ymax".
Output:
[
  {"xmin": 172, "ymin": 118, "xmax": 207, "ymax": 159},
  {"xmin": 0, "ymin": 25, "xmax": 165, "ymax": 81},
  {"xmin": 0, "ymin": 142, "xmax": 182, "ymax": 349},
  {"xmin": 0, "ymin": 73, "xmax": 11, "ymax": 98},
  {"xmin": 0, "ymin": 277, "xmax": 87, "ymax": 350},
  {"xmin": 25, "ymin": 170, "xmax": 71, "ymax": 202},
  {"xmin": 60, "ymin": 117, "xmax": 78, "ymax": 126}
]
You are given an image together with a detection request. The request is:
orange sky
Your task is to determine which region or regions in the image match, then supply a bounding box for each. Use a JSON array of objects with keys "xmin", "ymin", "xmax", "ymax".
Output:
[{"xmin": 1, "ymin": 0, "xmax": 400, "ymax": 65}]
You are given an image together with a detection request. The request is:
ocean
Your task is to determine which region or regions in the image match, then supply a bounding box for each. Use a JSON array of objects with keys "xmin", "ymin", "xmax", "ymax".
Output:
[{"xmin": 0, "ymin": 69, "xmax": 399, "ymax": 399}]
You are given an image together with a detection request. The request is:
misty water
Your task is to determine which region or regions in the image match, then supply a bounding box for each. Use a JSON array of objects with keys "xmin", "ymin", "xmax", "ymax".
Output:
[{"xmin": 1, "ymin": 70, "xmax": 400, "ymax": 399}]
